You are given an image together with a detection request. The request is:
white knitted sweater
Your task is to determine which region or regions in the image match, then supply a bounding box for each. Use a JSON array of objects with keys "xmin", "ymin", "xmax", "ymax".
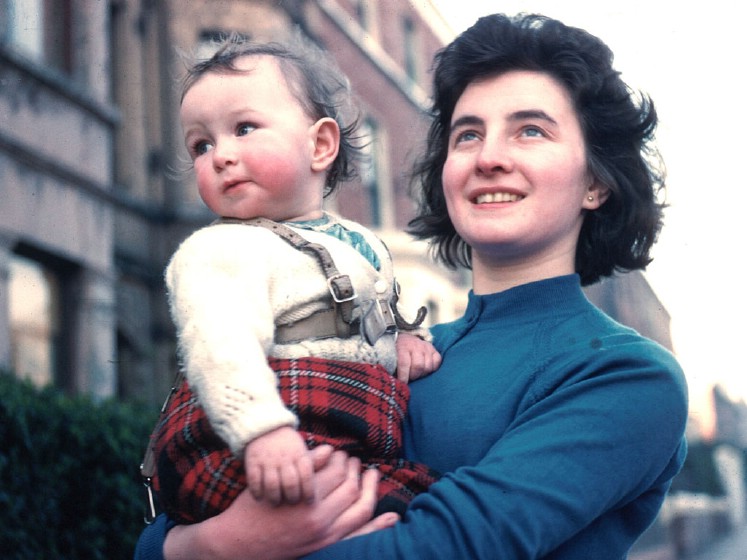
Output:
[{"xmin": 165, "ymin": 215, "xmax": 400, "ymax": 455}]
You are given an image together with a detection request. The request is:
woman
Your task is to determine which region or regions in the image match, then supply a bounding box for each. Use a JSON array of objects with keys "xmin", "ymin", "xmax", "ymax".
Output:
[{"xmin": 136, "ymin": 13, "xmax": 688, "ymax": 559}]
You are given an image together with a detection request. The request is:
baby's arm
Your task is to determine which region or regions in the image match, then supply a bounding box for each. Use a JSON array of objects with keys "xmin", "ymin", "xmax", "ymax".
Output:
[
  {"xmin": 244, "ymin": 426, "xmax": 315, "ymax": 505},
  {"xmin": 396, "ymin": 332, "xmax": 442, "ymax": 383}
]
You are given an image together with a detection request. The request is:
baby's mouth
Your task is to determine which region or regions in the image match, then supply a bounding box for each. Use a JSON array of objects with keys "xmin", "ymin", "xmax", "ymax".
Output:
[{"xmin": 223, "ymin": 179, "xmax": 247, "ymax": 192}]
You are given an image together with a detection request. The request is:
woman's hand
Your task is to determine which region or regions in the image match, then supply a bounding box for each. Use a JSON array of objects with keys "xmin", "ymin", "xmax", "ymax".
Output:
[{"xmin": 163, "ymin": 446, "xmax": 387, "ymax": 560}]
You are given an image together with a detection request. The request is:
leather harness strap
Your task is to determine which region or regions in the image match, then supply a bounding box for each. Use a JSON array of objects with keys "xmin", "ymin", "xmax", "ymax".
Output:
[
  {"xmin": 216, "ymin": 217, "xmax": 427, "ymax": 341},
  {"xmin": 216, "ymin": 216, "xmax": 364, "ymax": 340},
  {"xmin": 274, "ymin": 307, "xmax": 352, "ymax": 344},
  {"xmin": 141, "ymin": 368, "xmax": 185, "ymax": 523}
]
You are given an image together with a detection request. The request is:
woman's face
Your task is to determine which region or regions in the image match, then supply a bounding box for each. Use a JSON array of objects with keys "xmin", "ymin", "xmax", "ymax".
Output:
[{"xmin": 442, "ymin": 70, "xmax": 605, "ymax": 286}]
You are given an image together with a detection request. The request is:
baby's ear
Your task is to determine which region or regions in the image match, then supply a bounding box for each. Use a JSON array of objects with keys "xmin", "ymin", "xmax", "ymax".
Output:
[{"xmin": 310, "ymin": 118, "xmax": 340, "ymax": 172}]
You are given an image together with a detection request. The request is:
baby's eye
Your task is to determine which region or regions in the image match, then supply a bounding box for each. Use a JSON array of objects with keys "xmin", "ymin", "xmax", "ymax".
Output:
[
  {"xmin": 237, "ymin": 123, "xmax": 256, "ymax": 136},
  {"xmin": 191, "ymin": 140, "xmax": 213, "ymax": 158}
]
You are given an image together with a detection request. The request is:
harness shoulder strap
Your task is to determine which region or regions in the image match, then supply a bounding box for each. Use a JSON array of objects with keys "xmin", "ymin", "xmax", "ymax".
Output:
[
  {"xmin": 216, "ymin": 217, "xmax": 358, "ymax": 323},
  {"xmin": 218, "ymin": 217, "xmax": 426, "ymax": 332}
]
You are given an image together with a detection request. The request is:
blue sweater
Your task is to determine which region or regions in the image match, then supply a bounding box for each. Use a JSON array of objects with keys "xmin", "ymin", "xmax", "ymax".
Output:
[{"xmin": 135, "ymin": 275, "xmax": 688, "ymax": 560}]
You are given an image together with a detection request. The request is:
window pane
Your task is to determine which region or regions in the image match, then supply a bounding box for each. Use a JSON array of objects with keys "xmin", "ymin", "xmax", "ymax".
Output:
[
  {"xmin": 3, "ymin": 0, "xmax": 71, "ymax": 73},
  {"xmin": 9, "ymin": 255, "xmax": 59, "ymax": 387},
  {"xmin": 6, "ymin": 0, "xmax": 45, "ymax": 62},
  {"xmin": 403, "ymin": 17, "xmax": 417, "ymax": 81},
  {"xmin": 360, "ymin": 119, "xmax": 381, "ymax": 226}
]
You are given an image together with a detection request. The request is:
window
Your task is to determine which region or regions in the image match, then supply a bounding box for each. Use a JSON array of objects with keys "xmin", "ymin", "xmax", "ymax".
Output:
[
  {"xmin": 195, "ymin": 29, "xmax": 249, "ymax": 60},
  {"xmin": 353, "ymin": 0, "xmax": 379, "ymax": 40},
  {"xmin": 355, "ymin": 0, "xmax": 371, "ymax": 30},
  {"xmin": 402, "ymin": 16, "xmax": 418, "ymax": 82},
  {"xmin": 2, "ymin": 0, "xmax": 44, "ymax": 59},
  {"xmin": 8, "ymin": 254, "xmax": 62, "ymax": 388},
  {"xmin": 1, "ymin": 0, "xmax": 72, "ymax": 73},
  {"xmin": 358, "ymin": 117, "xmax": 394, "ymax": 229},
  {"xmin": 360, "ymin": 118, "xmax": 382, "ymax": 227}
]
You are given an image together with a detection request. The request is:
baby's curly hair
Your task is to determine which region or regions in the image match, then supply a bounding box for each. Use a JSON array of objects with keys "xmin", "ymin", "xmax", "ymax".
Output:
[{"xmin": 181, "ymin": 32, "xmax": 364, "ymax": 195}]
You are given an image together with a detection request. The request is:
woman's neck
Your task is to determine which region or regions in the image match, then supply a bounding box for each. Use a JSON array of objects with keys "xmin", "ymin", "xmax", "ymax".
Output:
[{"xmin": 471, "ymin": 252, "xmax": 576, "ymax": 295}]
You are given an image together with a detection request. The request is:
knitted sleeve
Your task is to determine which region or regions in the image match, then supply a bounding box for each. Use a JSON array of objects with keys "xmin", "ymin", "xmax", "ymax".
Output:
[
  {"xmin": 165, "ymin": 225, "xmax": 297, "ymax": 454},
  {"xmin": 133, "ymin": 514, "xmax": 172, "ymax": 560}
]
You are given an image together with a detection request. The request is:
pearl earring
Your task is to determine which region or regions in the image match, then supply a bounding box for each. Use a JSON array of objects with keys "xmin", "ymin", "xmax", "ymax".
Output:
[{"xmin": 587, "ymin": 195, "xmax": 594, "ymax": 202}]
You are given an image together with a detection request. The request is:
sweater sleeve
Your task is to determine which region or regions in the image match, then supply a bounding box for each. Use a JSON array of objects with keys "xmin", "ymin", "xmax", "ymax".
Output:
[
  {"xmin": 133, "ymin": 514, "xmax": 172, "ymax": 560},
  {"xmin": 303, "ymin": 341, "xmax": 688, "ymax": 559},
  {"xmin": 165, "ymin": 226, "xmax": 297, "ymax": 454}
]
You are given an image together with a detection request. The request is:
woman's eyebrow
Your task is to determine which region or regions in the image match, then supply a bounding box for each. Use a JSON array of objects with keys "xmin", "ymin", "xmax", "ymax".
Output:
[
  {"xmin": 509, "ymin": 109, "xmax": 558, "ymax": 125},
  {"xmin": 451, "ymin": 110, "xmax": 558, "ymax": 132},
  {"xmin": 450, "ymin": 115, "xmax": 484, "ymax": 131}
]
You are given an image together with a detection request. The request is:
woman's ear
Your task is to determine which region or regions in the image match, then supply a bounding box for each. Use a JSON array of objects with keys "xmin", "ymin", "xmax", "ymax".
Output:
[
  {"xmin": 310, "ymin": 117, "xmax": 340, "ymax": 173},
  {"xmin": 583, "ymin": 179, "xmax": 611, "ymax": 210}
]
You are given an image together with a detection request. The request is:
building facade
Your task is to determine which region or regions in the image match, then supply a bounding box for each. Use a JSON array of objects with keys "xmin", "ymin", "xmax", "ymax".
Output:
[
  {"xmin": 1, "ymin": 0, "xmax": 118, "ymax": 399},
  {"xmin": 1, "ymin": 0, "xmax": 466, "ymax": 406},
  {"xmin": 108, "ymin": 0, "xmax": 466, "ymax": 405},
  {"xmin": 1, "ymin": 0, "xmax": 675, "ymax": 411}
]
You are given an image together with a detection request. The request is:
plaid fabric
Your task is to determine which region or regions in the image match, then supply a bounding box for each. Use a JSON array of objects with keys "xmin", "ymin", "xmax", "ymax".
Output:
[{"xmin": 153, "ymin": 356, "xmax": 439, "ymax": 524}]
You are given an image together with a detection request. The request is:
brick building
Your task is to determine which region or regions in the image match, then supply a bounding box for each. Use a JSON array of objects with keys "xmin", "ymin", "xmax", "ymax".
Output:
[
  {"xmin": 1, "ymin": 0, "xmax": 118, "ymax": 398},
  {"xmin": 1, "ymin": 0, "xmax": 674, "ymax": 410},
  {"xmin": 1, "ymin": 0, "xmax": 466, "ymax": 406}
]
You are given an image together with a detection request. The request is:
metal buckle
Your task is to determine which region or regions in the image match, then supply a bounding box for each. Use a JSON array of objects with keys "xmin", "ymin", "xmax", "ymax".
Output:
[
  {"xmin": 142, "ymin": 473, "xmax": 158, "ymax": 524},
  {"xmin": 379, "ymin": 299, "xmax": 398, "ymax": 334},
  {"xmin": 327, "ymin": 274, "xmax": 357, "ymax": 303}
]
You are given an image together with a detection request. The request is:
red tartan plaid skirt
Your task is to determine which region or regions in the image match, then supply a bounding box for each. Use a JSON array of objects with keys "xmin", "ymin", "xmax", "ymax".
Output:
[{"xmin": 153, "ymin": 356, "xmax": 439, "ymax": 524}]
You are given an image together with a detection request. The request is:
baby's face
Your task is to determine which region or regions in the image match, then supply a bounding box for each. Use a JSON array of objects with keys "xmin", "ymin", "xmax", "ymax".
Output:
[{"xmin": 180, "ymin": 55, "xmax": 325, "ymax": 221}]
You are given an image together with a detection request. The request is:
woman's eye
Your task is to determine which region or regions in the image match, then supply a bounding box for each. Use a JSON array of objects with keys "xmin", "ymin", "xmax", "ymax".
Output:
[
  {"xmin": 237, "ymin": 123, "xmax": 256, "ymax": 136},
  {"xmin": 521, "ymin": 126, "xmax": 545, "ymax": 138},
  {"xmin": 454, "ymin": 130, "xmax": 479, "ymax": 145}
]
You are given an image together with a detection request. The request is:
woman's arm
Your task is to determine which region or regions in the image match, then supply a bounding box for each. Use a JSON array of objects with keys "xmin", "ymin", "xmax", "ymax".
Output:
[
  {"xmin": 135, "ymin": 447, "xmax": 395, "ymax": 560},
  {"xmin": 302, "ymin": 344, "xmax": 688, "ymax": 559}
]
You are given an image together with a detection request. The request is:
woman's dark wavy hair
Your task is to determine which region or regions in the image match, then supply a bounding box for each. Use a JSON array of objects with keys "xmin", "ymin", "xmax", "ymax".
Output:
[
  {"xmin": 181, "ymin": 32, "xmax": 363, "ymax": 195},
  {"xmin": 408, "ymin": 13, "xmax": 666, "ymax": 285}
]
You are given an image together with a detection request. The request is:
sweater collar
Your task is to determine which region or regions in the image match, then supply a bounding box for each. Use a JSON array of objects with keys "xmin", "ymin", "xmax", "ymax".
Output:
[{"xmin": 465, "ymin": 274, "xmax": 587, "ymax": 322}]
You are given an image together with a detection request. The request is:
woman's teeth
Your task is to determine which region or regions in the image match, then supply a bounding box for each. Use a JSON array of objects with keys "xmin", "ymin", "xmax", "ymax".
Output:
[{"xmin": 475, "ymin": 192, "xmax": 523, "ymax": 204}]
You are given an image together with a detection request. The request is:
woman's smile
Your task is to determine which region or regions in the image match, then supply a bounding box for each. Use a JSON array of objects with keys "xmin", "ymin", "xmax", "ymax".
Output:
[{"xmin": 472, "ymin": 191, "xmax": 525, "ymax": 204}]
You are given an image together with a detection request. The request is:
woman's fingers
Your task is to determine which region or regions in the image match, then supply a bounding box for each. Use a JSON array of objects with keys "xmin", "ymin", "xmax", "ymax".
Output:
[
  {"xmin": 314, "ymin": 449, "xmax": 352, "ymax": 499},
  {"xmin": 322, "ymin": 466, "xmax": 381, "ymax": 538},
  {"xmin": 345, "ymin": 512, "xmax": 399, "ymax": 539}
]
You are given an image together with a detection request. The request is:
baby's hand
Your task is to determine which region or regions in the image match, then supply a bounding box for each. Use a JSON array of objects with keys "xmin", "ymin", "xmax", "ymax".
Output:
[
  {"xmin": 396, "ymin": 332, "xmax": 442, "ymax": 383},
  {"xmin": 244, "ymin": 426, "xmax": 314, "ymax": 506}
]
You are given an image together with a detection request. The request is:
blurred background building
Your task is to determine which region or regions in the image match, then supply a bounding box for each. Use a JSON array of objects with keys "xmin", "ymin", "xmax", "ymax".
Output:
[
  {"xmin": 1, "ymin": 0, "xmax": 466, "ymax": 404},
  {"xmin": 1, "ymin": 2, "xmax": 745, "ymax": 556},
  {"xmin": 0, "ymin": 0, "xmax": 676, "ymax": 406}
]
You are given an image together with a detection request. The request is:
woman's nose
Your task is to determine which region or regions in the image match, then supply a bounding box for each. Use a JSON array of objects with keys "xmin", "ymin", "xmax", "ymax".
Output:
[{"xmin": 476, "ymin": 138, "xmax": 513, "ymax": 175}]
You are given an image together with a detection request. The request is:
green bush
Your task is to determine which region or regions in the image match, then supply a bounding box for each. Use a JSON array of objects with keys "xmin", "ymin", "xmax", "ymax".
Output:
[{"xmin": 0, "ymin": 373, "xmax": 157, "ymax": 559}]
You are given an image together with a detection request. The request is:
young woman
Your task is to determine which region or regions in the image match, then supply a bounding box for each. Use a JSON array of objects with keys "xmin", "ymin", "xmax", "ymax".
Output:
[{"xmin": 136, "ymin": 13, "xmax": 688, "ymax": 560}]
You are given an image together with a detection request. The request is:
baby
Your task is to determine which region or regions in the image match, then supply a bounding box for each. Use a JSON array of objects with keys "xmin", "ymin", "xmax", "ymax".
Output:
[{"xmin": 149, "ymin": 35, "xmax": 441, "ymax": 524}]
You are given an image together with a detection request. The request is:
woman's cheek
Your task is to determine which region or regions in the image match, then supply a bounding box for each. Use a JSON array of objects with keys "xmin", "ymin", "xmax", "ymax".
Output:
[{"xmin": 441, "ymin": 157, "xmax": 465, "ymax": 198}]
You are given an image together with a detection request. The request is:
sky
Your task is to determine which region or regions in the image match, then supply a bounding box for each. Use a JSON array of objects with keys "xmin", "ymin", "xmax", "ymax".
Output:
[{"xmin": 430, "ymin": 0, "xmax": 746, "ymax": 435}]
